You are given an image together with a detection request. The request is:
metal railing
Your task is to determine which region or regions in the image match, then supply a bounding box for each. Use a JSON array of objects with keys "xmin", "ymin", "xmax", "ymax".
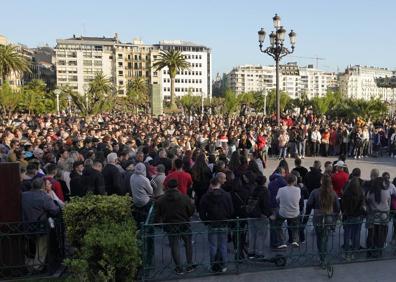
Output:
[
  {"xmin": 0, "ymin": 217, "xmax": 65, "ymax": 280},
  {"xmin": 140, "ymin": 209, "xmax": 396, "ymax": 281}
]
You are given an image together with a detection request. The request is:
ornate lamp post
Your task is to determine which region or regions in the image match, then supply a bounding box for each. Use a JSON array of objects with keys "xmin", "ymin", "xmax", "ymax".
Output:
[
  {"xmin": 258, "ymin": 14, "xmax": 296, "ymax": 125},
  {"xmin": 54, "ymin": 89, "xmax": 61, "ymax": 116}
]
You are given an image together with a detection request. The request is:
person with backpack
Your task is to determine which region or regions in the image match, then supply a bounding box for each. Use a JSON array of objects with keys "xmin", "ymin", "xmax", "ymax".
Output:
[{"xmin": 247, "ymin": 175, "xmax": 272, "ymax": 259}]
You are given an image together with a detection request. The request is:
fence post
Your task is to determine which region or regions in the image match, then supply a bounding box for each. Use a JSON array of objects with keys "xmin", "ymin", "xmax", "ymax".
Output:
[{"xmin": 236, "ymin": 217, "xmax": 240, "ymax": 273}]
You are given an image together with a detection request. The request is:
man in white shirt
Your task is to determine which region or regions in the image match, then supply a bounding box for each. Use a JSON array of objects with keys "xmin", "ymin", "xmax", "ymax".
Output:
[{"xmin": 275, "ymin": 174, "xmax": 301, "ymax": 248}]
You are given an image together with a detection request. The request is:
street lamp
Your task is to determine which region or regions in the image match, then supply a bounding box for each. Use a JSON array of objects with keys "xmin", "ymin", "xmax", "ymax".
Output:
[
  {"xmin": 200, "ymin": 91, "xmax": 205, "ymax": 115},
  {"xmin": 258, "ymin": 14, "xmax": 296, "ymax": 125},
  {"xmin": 262, "ymin": 89, "xmax": 268, "ymax": 116},
  {"xmin": 54, "ymin": 89, "xmax": 61, "ymax": 116}
]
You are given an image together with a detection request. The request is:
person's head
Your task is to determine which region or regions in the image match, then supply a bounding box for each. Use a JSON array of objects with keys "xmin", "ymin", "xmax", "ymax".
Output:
[
  {"xmin": 369, "ymin": 177, "xmax": 385, "ymax": 204},
  {"xmin": 382, "ymin": 172, "xmax": 390, "ymax": 185},
  {"xmin": 313, "ymin": 160, "xmax": 321, "ymax": 170},
  {"xmin": 92, "ymin": 160, "xmax": 103, "ymax": 172},
  {"xmin": 46, "ymin": 163, "xmax": 57, "ymax": 176},
  {"xmin": 134, "ymin": 151, "xmax": 144, "ymax": 163},
  {"xmin": 26, "ymin": 162, "xmax": 38, "ymax": 177},
  {"xmin": 291, "ymin": 170, "xmax": 302, "ymax": 184},
  {"xmin": 166, "ymin": 179, "xmax": 178, "ymax": 190},
  {"xmin": 294, "ymin": 158, "xmax": 302, "ymax": 167},
  {"xmin": 159, "ymin": 149, "xmax": 167, "ymax": 159},
  {"xmin": 274, "ymin": 167, "xmax": 286, "ymax": 177},
  {"xmin": 370, "ymin": 168, "xmax": 380, "ymax": 180},
  {"xmin": 335, "ymin": 161, "xmax": 345, "ymax": 171},
  {"xmin": 73, "ymin": 160, "xmax": 84, "ymax": 174},
  {"xmin": 134, "ymin": 162, "xmax": 146, "ymax": 176},
  {"xmin": 350, "ymin": 168, "xmax": 361, "ymax": 179},
  {"xmin": 59, "ymin": 148, "xmax": 69, "ymax": 159},
  {"xmin": 173, "ymin": 158, "xmax": 183, "ymax": 170},
  {"xmin": 286, "ymin": 174, "xmax": 297, "ymax": 186},
  {"xmin": 31, "ymin": 177, "xmax": 45, "ymax": 191},
  {"xmin": 348, "ymin": 177, "xmax": 363, "ymax": 196},
  {"xmin": 216, "ymin": 172, "xmax": 227, "ymax": 185},
  {"xmin": 210, "ymin": 177, "xmax": 221, "ymax": 189},
  {"xmin": 256, "ymin": 175, "xmax": 267, "ymax": 187},
  {"xmin": 278, "ymin": 159, "xmax": 289, "ymax": 174},
  {"xmin": 156, "ymin": 164, "xmax": 165, "ymax": 174},
  {"xmin": 43, "ymin": 177, "xmax": 52, "ymax": 192},
  {"xmin": 107, "ymin": 152, "xmax": 118, "ymax": 165}
]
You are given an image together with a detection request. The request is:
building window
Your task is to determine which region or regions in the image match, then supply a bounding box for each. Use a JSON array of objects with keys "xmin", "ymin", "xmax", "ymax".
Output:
[{"xmin": 118, "ymin": 71, "xmax": 123, "ymax": 76}]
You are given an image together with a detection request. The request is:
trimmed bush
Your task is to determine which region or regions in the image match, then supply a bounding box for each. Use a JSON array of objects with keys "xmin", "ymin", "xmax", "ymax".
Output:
[
  {"xmin": 65, "ymin": 221, "xmax": 140, "ymax": 282},
  {"xmin": 64, "ymin": 195, "xmax": 140, "ymax": 281},
  {"xmin": 63, "ymin": 194, "xmax": 132, "ymax": 247}
]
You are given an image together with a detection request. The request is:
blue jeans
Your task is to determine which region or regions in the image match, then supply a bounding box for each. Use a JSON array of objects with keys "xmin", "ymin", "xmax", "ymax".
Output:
[
  {"xmin": 279, "ymin": 147, "xmax": 287, "ymax": 158},
  {"xmin": 248, "ymin": 218, "xmax": 269, "ymax": 256},
  {"xmin": 208, "ymin": 228, "xmax": 228, "ymax": 267},
  {"xmin": 343, "ymin": 218, "xmax": 362, "ymax": 253}
]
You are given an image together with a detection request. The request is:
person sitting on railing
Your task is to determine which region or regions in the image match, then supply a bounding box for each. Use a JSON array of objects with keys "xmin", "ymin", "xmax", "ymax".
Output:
[
  {"xmin": 155, "ymin": 179, "xmax": 196, "ymax": 275},
  {"xmin": 21, "ymin": 177, "xmax": 60, "ymax": 272},
  {"xmin": 304, "ymin": 174, "xmax": 340, "ymax": 266},
  {"xmin": 199, "ymin": 177, "xmax": 234, "ymax": 273},
  {"xmin": 366, "ymin": 174, "xmax": 396, "ymax": 258}
]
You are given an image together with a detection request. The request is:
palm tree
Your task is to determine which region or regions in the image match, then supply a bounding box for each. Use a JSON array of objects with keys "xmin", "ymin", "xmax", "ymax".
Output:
[
  {"xmin": 126, "ymin": 77, "xmax": 149, "ymax": 113},
  {"xmin": 67, "ymin": 72, "xmax": 115, "ymax": 116},
  {"xmin": 152, "ymin": 49, "xmax": 190, "ymax": 109},
  {"xmin": 0, "ymin": 44, "xmax": 30, "ymax": 83}
]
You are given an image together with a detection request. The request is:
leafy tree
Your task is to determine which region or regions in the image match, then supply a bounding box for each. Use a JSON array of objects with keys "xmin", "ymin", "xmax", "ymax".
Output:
[
  {"xmin": 0, "ymin": 44, "xmax": 30, "ymax": 82},
  {"xmin": 0, "ymin": 81, "xmax": 22, "ymax": 117},
  {"xmin": 152, "ymin": 49, "xmax": 190, "ymax": 109},
  {"xmin": 266, "ymin": 89, "xmax": 291, "ymax": 114},
  {"xmin": 179, "ymin": 92, "xmax": 201, "ymax": 115},
  {"xmin": 224, "ymin": 88, "xmax": 239, "ymax": 115},
  {"xmin": 67, "ymin": 72, "xmax": 115, "ymax": 116},
  {"xmin": 207, "ymin": 96, "xmax": 225, "ymax": 114},
  {"xmin": 21, "ymin": 79, "xmax": 56, "ymax": 114},
  {"xmin": 125, "ymin": 77, "xmax": 149, "ymax": 114}
]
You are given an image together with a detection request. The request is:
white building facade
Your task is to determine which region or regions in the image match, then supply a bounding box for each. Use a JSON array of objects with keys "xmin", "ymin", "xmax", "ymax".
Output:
[
  {"xmin": 226, "ymin": 64, "xmax": 337, "ymax": 99},
  {"xmin": 54, "ymin": 36, "xmax": 212, "ymax": 99},
  {"xmin": 339, "ymin": 65, "xmax": 395, "ymax": 101}
]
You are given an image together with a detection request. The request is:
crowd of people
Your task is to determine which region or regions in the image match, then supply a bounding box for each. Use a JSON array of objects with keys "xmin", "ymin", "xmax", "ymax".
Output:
[{"xmin": 1, "ymin": 112, "xmax": 396, "ymax": 274}]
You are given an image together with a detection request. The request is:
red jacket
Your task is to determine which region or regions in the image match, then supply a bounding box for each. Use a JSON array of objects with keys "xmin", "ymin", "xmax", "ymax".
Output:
[
  {"xmin": 331, "ymin": 171, "xmax": 349, "ymax": 197},
  {"xmin": 257, "ymin": 135, "xmax": 267, "ymax": 150},
  {"xmin": 164, "ymin": 170, "xmax": 192, "ymax": 195}
]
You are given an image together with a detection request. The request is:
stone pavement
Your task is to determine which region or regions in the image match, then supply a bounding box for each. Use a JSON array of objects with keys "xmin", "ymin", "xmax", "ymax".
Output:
[
  {"xmin": 264, "ymin": 155, "xmax": 396, "ymax": 180},
  {"xmin": 179, "ymin": 259, "xmax": 396, "ymax": 282}
]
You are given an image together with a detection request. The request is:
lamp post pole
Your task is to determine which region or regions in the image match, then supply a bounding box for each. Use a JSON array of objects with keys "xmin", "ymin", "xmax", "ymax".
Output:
[
  {"xmin": 258, "ymin": 14, "xmax": 296, "ymax": 126},
  {"xmin": 201, "ymin": 91, "xmax": 204, "ymax": 115},
  {"xmin": 54, "ymin": 89, "xmax": 61, "ymax": 116},
  {"xmin": 263, "ymin": 90, "xmax": 267, "ymax": 116}
]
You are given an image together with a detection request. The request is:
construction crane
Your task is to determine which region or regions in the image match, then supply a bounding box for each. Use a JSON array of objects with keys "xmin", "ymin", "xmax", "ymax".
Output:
[{"xmin": 289, "ymin": 56, "xmax": 325, "ymax": 68}]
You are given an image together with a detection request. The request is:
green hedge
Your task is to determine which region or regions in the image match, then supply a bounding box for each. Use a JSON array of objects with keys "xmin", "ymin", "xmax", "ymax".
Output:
[
  {"xmin": 64, "ymin": 194, "xmax": 140, "ymax": 281},
  {"xmin": 63, "ymin": 194, "xmax": 133, "ymax": 247}
]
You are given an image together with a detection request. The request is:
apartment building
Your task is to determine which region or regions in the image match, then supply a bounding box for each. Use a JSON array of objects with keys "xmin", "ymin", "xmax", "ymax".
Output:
[
  {"xmin": 226, "ymin": 63, "xmax": 337, "ymax": 98},
  {"xmin": 154, "ymin": 40, "xmax": 212, "ymax": 99},
  {"xmin": 339, "ymin": 65, "xmax": 395, "ymax": 101},
  {"xmin": 54, "ymin": 35, "xmax": 212, "ymax": 98}
]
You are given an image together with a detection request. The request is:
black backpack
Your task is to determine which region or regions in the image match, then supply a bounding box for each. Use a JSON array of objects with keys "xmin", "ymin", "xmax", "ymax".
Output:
[{"xmin": 245, "ymin": 194, "xmax": 260, "ymax": 217}]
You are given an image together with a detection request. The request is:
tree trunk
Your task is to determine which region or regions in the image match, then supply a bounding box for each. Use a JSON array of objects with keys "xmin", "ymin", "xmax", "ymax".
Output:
[{"xmin": 170, "ymin": 76, "xmax": 177, "ymax": 110}]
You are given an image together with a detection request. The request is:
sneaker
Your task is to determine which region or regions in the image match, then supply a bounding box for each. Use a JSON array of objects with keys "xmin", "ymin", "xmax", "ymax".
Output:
[
  {"xmin": 175, "ymin": 267, "xmax": 184, "ymax": 275},
  {"xmin": 186, "ymin": 264, "xmax": 198, "ymax": 273},
  {"xmin": 255, "ymin": 254, "xmax": 265, "ymax": 259},
  {"xmin": 221, "ymin": 267, "xmax": 228, "ymax": 273},
  {"xmin": 291, "ymin": 242, "xmax": 299, "ymax": 247},
  {"xmin": 277, "ymin": 244, "xmax": 287, "ymax": 249},
  {"xmin": 248, "ymin": 253, "xmax": 256, "ymax": 259}
]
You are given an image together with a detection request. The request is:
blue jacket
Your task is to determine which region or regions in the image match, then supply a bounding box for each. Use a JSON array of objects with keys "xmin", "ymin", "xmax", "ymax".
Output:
[{"xmin": 268, "ymin": 173, "xmax": 287, "ymax": 209}]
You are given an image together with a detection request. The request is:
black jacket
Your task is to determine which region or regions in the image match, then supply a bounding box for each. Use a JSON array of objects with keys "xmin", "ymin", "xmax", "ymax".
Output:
[
  {"xmin": 199, "ymin": 188, "xmax": 234, "ymax": 226},
  {"xmin": 155, "ymin": 189, "xmax": 195, "ymax": 224},
  {"xmin": 102, "ymin": 164, "xmax": 123, "ymax": 195},
  {"xmin": 82, "ymin": 167, "xmax": 106, "ymax": 195},
  {"xmin": 249, "ymin": 185, "xmax": 272, "ymax": 218},
  {"xmin": 304, "ymin": 167, "xmax": 323, "ymax": 194},
  {"xmin": 70, "ymin": 171, "xmax": 85, "ymax": 197}
]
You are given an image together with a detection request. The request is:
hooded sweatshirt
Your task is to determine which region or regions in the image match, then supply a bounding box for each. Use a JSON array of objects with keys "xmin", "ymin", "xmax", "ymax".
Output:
[
  {"xmin": 130, "ymin": 163, "xmax": 153, "ymax": 207},
  {"xmin": 155, "ymin": 189, "xmax": 194, "ymax": 224}
]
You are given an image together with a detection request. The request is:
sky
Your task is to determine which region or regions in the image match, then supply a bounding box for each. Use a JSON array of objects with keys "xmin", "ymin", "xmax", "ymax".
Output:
[{"xmin": 1, "ymin": 0, "xmax": 396, "ymax": 75}]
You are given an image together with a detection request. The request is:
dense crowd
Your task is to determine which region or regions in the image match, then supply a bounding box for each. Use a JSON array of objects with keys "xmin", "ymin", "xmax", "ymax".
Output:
[{"xmin": 1, "ymin": 112, "xmax": 396, "ymax": 274}]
